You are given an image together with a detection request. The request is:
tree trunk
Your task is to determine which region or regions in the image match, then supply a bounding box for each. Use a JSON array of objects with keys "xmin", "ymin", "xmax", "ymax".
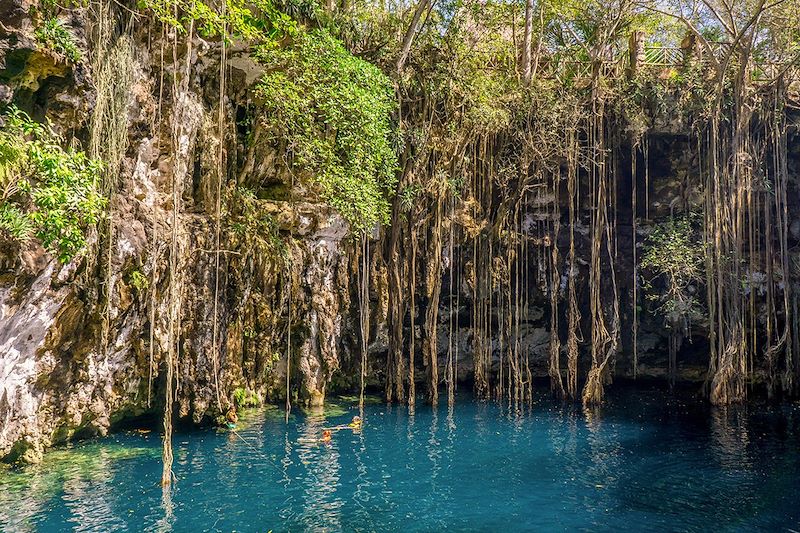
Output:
[
  {"xmin": 521, "ymin": 0, "xmax": 534, "ymax": 85},
  {"xmin": 396, "ymin": 0, "xmax": 431, "ymax": 73}
]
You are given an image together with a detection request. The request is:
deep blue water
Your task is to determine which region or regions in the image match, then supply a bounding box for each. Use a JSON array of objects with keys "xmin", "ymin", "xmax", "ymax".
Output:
[{"xmin": 2, "ymin": 389, "xmax": 800, "ymax": 532}]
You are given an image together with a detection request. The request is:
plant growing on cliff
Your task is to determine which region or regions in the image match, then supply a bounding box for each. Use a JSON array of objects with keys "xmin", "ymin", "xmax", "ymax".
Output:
[
  {"xmin": 227, "ymin": 186, "xmax": 286, "ymax": 257},
  {"xmin": 640, "ymin": 215, "xmax": 704, "ymax": 384},
  {"xmin": 233, "ymin": 387, "xmax": 260, "ymax": 409},
  {"xmin": 0, "ymin": 107, "xmax": 105, "ymax": 262},
  {"xmin": 253, "ymin": 29, "xmax": 397, "ymax": 233},
  {"xmin": 35, "ymin": 18, "xmax": 81, "ymax": 62},
  {"xmin": 127, "ymin": 269, "xmax": 149, "ymax": 294},
  {"xmin": 640, "ymin": 216, "xmax": 704, "ymax": 325}
]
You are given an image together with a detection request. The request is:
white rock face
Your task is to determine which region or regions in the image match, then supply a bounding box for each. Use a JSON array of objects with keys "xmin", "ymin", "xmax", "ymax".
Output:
[{"xmin": 0, "ymin": 262, "xmax": 67, "ymax": 462}]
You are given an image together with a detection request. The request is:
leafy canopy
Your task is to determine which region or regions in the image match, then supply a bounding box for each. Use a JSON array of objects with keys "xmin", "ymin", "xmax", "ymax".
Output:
[{"xmin": 139, "ymin": 0, "xmax": 298, "ymax": 41}]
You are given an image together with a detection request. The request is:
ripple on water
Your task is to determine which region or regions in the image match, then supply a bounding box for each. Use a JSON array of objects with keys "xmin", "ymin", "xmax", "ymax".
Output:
[{"xmin": 2, "ymin": 391, "xmax": 800, "ymax": 532}]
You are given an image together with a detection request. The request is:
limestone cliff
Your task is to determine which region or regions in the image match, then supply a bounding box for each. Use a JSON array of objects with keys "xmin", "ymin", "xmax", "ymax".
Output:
[
  {"xmin": 0, "ymin": 1, "xmax": 364, "ymax": 462},
  {"xmin": 2, "ymin": 0, "xmax": 800, "ymax": 463}
]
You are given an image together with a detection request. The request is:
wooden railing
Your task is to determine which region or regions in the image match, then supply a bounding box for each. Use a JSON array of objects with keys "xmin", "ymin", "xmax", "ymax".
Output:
[
  {"xmin": 642, "ymin": 46, "xmax": 683, "ymax": 67},
  {"xmin": 636, "ymin": 40, "xmax": 798, "ymax": 84},
  {"xmin": 517, "ymin": 33, "xmax": 799, "ymax": 85},
  {"xmin": 540, "ymin": 39, "xmax": 798, "ymax": 84}
]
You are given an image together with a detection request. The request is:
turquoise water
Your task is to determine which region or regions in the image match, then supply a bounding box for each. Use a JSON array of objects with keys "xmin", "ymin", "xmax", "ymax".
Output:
[{"xmin": 2, "ymin": 389, "xmax": 800, "ymax": 532}]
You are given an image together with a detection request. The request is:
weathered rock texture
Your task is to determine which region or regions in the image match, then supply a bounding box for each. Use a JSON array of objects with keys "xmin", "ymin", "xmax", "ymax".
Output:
[
  {"xmin": 0, "ymin": 2, "xmax": 365, "ymax": 462},
  {"xmin": 2, "ymin": 1, "xmax": 800, "ymax": 462}
]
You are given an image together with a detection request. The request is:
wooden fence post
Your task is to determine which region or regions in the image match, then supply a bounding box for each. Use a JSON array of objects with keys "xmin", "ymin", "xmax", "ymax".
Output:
[
  {"xmin": 628, "ymin": 30, "xmax": 645, "ymax": 78},
  {"xmin": 680, "ymin": 32, "xmax": 700, "ymax": 70}
]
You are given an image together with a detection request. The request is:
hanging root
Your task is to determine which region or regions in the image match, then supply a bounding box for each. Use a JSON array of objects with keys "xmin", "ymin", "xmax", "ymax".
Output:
[
  {"xmin": 88, "ymin": 3, "xmax": 134, "ymax": 361},
  {"xmin": 581, "ymin": 364, "xmax": 607, "ymax": 406},
  {"xmin": 548, "ymin": 231, "xmax": 564, "ymax": 398},
  {"xmin": 359, "ymin": 235, "xmax": 370, "ymax": 412},
  {"xmin": 162, "ymin": 13, "xmax": 195, "ymax": 487},
  {"xmin": 709, "ymin": 337, "xmax": 746, "ymax": 405}
]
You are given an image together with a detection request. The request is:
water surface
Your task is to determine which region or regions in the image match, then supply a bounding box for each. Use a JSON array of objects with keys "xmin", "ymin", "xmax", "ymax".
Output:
[{"xmin": 2, "ymin": 388, "xmax": 800, "ymax": 532}]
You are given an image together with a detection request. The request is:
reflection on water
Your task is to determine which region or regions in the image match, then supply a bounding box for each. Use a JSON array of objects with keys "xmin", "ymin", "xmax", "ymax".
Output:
[
  {"xmin": 62, "ymin": 454, "xmax": 125, "ymax": 532},
  {"xmin": 2, "ymin": 390, "xmax": 800, "ymax": 531},
  {"xmin": 297, "ymin": 412, "xmax": 342, "ymax": 530},
  {"xmin": 157, "ymin": 483, "xmax": 174, "ymax": 533},
  {"xmin": 0, "ymin": 443, "xmax": 158, "ymax": 532},
  {"xmin": 584, "ymin": 405, "xmax": 623, "ymax": 497},
  {"xmin": 710, "ymin": 405, "xmax": 752, "ymax": 472}
]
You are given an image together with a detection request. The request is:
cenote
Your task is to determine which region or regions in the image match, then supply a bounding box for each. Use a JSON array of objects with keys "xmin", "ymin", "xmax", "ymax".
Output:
[
  {"xmin": 3, "ymin": 388, "xmax": 800, "ymax": 532},
  {"xmin": 6, "ymin": 0, "xmax": 800, "ymax": 531}
]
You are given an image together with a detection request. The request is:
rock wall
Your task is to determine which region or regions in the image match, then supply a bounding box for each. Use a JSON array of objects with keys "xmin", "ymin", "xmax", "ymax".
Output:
[{"xmin": 0, "ymin": 2, "xmax": 363, "ymax": 462}]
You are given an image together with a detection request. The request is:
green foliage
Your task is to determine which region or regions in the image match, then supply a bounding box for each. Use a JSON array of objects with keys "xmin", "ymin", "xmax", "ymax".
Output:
[
  {"xmin": 254, "ymin": 29, "xmax": 397, "ymax": 232},
  {"xmin": 405, "ymin": 0, "xmax": 519, "ymax": 132},
  {"xmin": 233, "ymin": 387, "xmax": 260, "ymax": 409},
  {"xmin": 640, "ymin": 217, "xmax": 704, "ymax": 326},
  {"xmin": 127, "ymin": 269, "xmax": 149, "ymax": 294},
  {"xmin": 329, "ymin": 1, "xmax": 403, "ymax": 64},
  {"xmin": 630, "ymin": 10, "xmax": 685, "ymax": 48},
  {"xmin": 0, "ymin": 107, "xmax": 105, "ymax": 262},
  {"xmin": 139, "ymin": 0, "xmax": 297, "ymax": 41},
  {"xmin": 446, "ymin": 174, "xmax": 464, "ymax": 198},
  {"xmin": 274, "ymin": 0, "xmax": 322, "ymax": 24},
  {"xmin": 398, "ymin": 183, "xmax": 421, "ymax": 213},
  {"xmin": 0, "ymin": 204, "xmax": 34, "ymax": 242},
  {"xmin": 35, "ymin": 18, "xmax": 81, "ymax": 62},
  {"xmin": 227, "ymin": 186, "xmax": 286, "ymax": 257}
]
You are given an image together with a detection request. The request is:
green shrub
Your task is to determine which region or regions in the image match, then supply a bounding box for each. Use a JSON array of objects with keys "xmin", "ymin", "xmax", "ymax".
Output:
[
  {"xmin": 640, "ymin": 217, "xmax": 704, "ymax": 325},
  {"xmin": 0, "ymin": 107, "xmax": 105, "ymax": 262},
  {"xmin": 35, "ymin": 18, "xmax": 81, "ymax": 62},
  {"xmin": 233, "ymin": 387, "xmax": 260, "ymax": 409},
  {"xmin": 254, "ymin": 29, "xmax": 397, "ymax": 233},
  {"xmin": 127, "ymin": 269, "xmax": 149, "ymax": 293}
]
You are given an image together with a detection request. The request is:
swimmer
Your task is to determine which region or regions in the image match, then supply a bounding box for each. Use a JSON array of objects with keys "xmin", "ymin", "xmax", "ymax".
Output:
[
  {"xmin": 297, "ymin": 429, "xmax": 334, "ymax": 445},
  {"xmin": 330, "ymin": 416, "xmax": 363, "ymax": 431},
  {"xmin": 226, "ymin": 407, "xmax": 238, "ymax": 429}
]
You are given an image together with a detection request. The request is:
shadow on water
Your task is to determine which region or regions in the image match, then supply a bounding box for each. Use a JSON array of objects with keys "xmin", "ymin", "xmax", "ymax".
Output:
[{"xmin": 2, "ymin": 388, "xmax": 800, "ymax": 531}]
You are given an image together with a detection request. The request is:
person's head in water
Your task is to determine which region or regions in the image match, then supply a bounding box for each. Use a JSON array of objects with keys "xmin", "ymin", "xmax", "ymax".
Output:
[
  {"xmin": 350, "ymin": 416, "xmax": 362, "ymax": 427},
  {"xmin": 322, "ymin": 429, "xmax": 332, "ymax": 442}
]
